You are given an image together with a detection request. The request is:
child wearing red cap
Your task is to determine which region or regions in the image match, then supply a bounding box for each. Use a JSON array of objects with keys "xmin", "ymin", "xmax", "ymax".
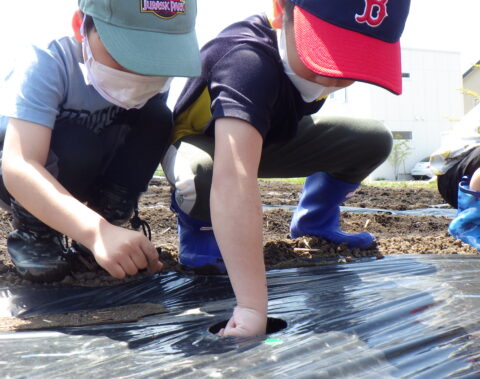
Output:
[
  {"xmin": 0, "ymin": 0, "xmax": 200, "ymax": 283},
  {"xmin": 162, "ymin": 0, "xmax": 411, "ymax": 337}
]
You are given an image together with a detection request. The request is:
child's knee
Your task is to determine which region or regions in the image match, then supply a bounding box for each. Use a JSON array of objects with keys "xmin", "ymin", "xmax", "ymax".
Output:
[
  {"xmin": 369, "ymin": 119, "xmax": 393, "ymax": 160},
  {"xmin": 162, "ymin": 140, "xmax": 214, "ymax": 220}
]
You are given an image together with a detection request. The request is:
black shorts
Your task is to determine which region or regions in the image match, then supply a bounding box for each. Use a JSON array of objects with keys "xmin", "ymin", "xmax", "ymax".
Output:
[{"xmin": 437, "ymin": 146, "xmax": 480, "ymax": 208}]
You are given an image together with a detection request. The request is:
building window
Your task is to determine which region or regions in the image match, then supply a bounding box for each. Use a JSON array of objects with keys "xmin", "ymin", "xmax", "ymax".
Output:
[
  {"xmin": 392, "ymin": 131, "xmax": 412, "ymax": 140},
  {"xmin": 402, "ymin": 73, "xmax": 411, "ymax": 78}
]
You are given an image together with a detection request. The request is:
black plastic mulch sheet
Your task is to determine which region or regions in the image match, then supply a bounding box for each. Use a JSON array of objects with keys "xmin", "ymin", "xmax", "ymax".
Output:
[{"xmin": 1, "ymin": 254, "xmax": 480, "ymax": 378}]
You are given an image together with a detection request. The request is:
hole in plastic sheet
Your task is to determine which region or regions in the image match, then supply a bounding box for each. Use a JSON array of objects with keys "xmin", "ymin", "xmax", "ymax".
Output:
[{"xmin": 209, "ymin": 317, "xmax": 288, "ymax": 335}]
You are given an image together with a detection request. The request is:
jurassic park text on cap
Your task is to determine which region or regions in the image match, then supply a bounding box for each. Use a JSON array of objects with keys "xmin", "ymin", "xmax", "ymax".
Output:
[
  {"xmin": 290, "ymin": 0, "xmax": 411, "ymax": 94},
  {"xmin": 78, "ymin": 0, "xmax": 201, "ymax": 77}
]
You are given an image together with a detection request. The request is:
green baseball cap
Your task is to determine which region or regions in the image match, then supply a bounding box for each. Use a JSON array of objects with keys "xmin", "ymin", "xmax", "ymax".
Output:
[{"xmin": 78, "ymin": 0, "xmax": 200, "ymax": 77}]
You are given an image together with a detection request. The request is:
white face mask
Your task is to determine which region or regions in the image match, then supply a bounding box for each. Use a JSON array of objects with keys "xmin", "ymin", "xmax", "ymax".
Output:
[
  {"xmin": 278, "ymin": 28, "xmax": 341, "ymax": 103},
  {"xmin": 82, "ymin": 29, "xmax": 172, "ymax": 110}
]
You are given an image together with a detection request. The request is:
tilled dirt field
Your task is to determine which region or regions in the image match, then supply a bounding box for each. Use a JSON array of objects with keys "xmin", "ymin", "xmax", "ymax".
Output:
[
  {"xmin": 2, "ymin": 177, "xmax": 479, "ymax": 331},
  {"xmin": 0, "ymin": 177, "xmax": 477, "ymax": 289}
]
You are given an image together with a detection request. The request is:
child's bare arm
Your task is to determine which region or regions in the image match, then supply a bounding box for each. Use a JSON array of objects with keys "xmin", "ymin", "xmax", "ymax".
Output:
[
  {"xmin": 3, "ymin": 118, "xmax": 162, "ymax": 278},
  {"xmin": 470, "ymin": 167, "xmax": 480, "ymax": 192},
  {"xmin": 211, "ymin": 117, "xmax": 268, "ymax": 337}
]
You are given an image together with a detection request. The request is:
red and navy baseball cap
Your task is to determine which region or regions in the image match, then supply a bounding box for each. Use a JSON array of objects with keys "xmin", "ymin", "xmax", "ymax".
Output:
[{"xmin": 290, "ymin": 0, "xmax": 411, "ymax": 94}]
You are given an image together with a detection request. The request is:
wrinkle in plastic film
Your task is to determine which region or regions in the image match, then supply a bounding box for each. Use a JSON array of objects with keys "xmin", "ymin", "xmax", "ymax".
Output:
[{"xmin": 1, "ymin": 254, "xmax": 480, "ymax": 377}]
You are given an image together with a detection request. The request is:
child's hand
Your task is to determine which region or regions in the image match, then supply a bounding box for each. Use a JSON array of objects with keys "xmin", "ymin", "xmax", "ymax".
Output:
[
  {"xmin": 89, "ymin": 222, "xmax": 163, "ymax": 278},
  {"xmin": 217, "ymin": 306, "xmax": 267, "ymax": 338}
]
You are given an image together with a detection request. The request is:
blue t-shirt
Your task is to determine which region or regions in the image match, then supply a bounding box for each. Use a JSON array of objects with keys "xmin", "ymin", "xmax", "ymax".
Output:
[{"xmin": 0, "ymin": 36, "xmax": 124, "ymax": 142}]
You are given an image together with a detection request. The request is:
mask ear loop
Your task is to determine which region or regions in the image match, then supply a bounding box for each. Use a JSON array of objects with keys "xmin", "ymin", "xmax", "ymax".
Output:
[
  {"xmin": 80, "ymin": 14, "xmax": 95, "ymax": 65},
  {"xmin": 80, "ymin": 15, "xmax": 96, "ymax": 86},
  {"xmin": 277, "ymin": 18, "xmax": 293, "ymax": 75},
  {"xmin": 79, "ymin": 14, "xmax": 87, "ymax": 40}
]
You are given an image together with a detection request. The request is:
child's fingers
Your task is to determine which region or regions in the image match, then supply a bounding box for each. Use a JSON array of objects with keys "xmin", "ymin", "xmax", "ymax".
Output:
[
  {"xmin": 104, "ymin": 262, "xmax": 126, "ymax": 279},
  {"xmin": 119, "ymin": 256, "xmax": 138, "ymax": 276},
  {"xmin": 140, "ymin": 239, "xmax": 163, "ymax": 273},
  {"xmin": 130, "ymin": 249, "xmax": 148, "ymax": 270}
]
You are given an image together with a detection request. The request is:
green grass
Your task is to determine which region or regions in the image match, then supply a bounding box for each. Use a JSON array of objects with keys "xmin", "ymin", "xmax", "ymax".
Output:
[
  {"xmin": 262, "ymin": 177, "xmax": 306, "ymax": 185},
  {"xmin": 363, "ymin": 178, "xmax": 437, "ymax": 189},
  {"xmin": 154, "ymin": 168, "xmax": 165, "ymax": 177},
  {"xmin": 157, "ymin": 167, "xmax": 437, "ymax": 190},
  {"xmin": 261, "ymin": 177, "xmax": 437, "ymax": 189}
]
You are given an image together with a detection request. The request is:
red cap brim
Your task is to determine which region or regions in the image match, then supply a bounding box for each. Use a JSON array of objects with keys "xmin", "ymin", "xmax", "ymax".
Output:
[{"xmin": 294, "ymin": 6, "xmax": 403, "ymax": 95}]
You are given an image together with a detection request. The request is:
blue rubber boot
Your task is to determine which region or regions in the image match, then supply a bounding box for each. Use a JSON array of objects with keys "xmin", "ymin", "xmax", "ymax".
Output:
[
  {"xmin": 448, "ymin": 176, "xmax": 480, "ymax": 251},
  {"xmin": 170, "ymin": 194, "xmax": 226, "ymax": 274},
  {"xmin": 290, "ymin": 172, "xmax": 375, "ymax": 248}
]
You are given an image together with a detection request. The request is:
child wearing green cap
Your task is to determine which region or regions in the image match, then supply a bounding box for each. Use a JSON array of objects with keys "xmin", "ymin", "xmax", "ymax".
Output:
[
  {"xmin": 162, "ymin": 0, "xmax": 410, "ymax": 337},
  {"xmin": 0, "ymin": 0, "xmax": 200, "ymax": 283}
]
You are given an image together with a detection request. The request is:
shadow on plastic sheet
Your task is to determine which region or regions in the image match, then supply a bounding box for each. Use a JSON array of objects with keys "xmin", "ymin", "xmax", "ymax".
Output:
[{"xmin": 2, "ymin": 255, "xmax": 480, "ymax": 378}]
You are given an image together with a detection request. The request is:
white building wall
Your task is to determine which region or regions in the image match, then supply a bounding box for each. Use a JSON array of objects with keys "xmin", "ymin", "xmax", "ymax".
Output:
[
  {"xmin": 320, "ymin": 48, "xmax": 464, "ymax": 180},
  {"xmin": 463, "ymin": 62, "xmax": 480, "ymax": 113}
]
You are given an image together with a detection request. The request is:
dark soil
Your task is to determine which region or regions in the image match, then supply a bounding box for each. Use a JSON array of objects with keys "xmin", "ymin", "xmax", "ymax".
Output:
[
  {"xmin": 1, "ymin": 177, "xmax": 477, "ymax": 330},
  {"xmin": 0, "ymin": 177, "xmax": 476, "ymax": 287}
]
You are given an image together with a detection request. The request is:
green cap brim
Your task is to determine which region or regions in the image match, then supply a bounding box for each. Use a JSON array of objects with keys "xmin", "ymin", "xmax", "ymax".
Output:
[{"xmin": 93, "ymin": 16, "xmax": 201, "ymax": 77}]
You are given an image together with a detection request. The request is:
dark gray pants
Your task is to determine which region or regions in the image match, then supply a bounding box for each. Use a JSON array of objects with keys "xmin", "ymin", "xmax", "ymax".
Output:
[{"xmin": 162, "ymin": 115, "xmax": 393, "ymax": 221}]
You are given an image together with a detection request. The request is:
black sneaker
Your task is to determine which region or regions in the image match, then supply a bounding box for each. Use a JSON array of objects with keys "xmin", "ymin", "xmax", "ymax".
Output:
[
  {"xmin": 7, "ymin": 200, "xmax": 72, "ymax": 283},
  {"xmin": 88, "ymin": 182, "xmax": 139, "ymax": 226},
  {"xmin": 88, "ymin": 181, "xmax": 151, "ymax": 239}
]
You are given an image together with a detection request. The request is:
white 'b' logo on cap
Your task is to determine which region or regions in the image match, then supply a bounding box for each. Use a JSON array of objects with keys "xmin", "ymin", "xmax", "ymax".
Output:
[{"xmin": 355, "ymin": 0, "xmax": 389, "ymax": 27}]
